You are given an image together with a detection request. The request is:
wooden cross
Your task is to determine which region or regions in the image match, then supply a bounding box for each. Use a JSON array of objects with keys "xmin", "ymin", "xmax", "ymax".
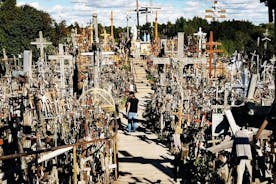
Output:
[
  {"xmin": 205, "ymin": 31, "xmax": 223, "ymax": 78},
  {"xmin": 48, "ymin": 44, "xmax": 73, "ymax": 96},
  {"xmin": 1, "ymin": 48, "xmax": 14, "ymax": 73},
  {"xmin": 172, "ymin": 105, "xmax": 185, "ymax": 134},
  {"xmin": 88, "ymin": 23, "xmax": 94, "ymax": 45},
  {"xmin": 100, "ymin": 29, "xmax": 110, "ymax": 51},
  {"xmin": 262, "ymin": 29, "xmax": 271, "ymax": 50},
  {"xmin": 31, "ymin": 31, "xmax": 52, "ymax": 60},
  {"xmin": 194, "ymin": 27, "xmax": 207, "ymax": 56},
  {"xmin": 270, "ymin": 54, "xmax": 276, "ymax": 65}
]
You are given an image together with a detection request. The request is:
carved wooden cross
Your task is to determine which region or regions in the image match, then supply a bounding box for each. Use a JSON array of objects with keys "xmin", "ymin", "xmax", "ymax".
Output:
[
  {"xmin": 1, "ymin": 48, "xmax": 14, "ymax": 72},
  {"xmin": 194, "ymin": 27, "xmax": 207, "ymax": 56},
  {"xmin": 49, "ymin": 44, "xmax": 73, "ymax": 97},
  {"xmin": 205, "ymin": 31, "xmax": 223, "ymax": 78},
  {"xmin": 173, "ymin": 105, "xmax": 185, "ymax": 134},
  {"xmin": 31, "ymin": 31, "xmax": 52, "ymax": 60},
  {"xmin": 100, "ymin": 29, "xmax": 110, "ymax": 51}
]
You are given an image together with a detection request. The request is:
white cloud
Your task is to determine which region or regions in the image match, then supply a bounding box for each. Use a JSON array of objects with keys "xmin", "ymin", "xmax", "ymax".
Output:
[{"xmin": 17, "ymin": 0, "xmax": 268, "ymax": 27}]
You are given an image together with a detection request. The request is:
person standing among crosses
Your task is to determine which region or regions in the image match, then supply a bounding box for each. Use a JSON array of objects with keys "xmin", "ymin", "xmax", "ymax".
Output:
[{"xmin": 126, "ymin": 91, "xmax": 139, "ymax": 132}]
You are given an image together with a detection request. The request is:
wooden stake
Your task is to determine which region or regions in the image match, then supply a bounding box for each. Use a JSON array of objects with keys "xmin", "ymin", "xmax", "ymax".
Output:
[{"xmin": 73, "ymin": 145, "xmax": 77, "ymax": 184}]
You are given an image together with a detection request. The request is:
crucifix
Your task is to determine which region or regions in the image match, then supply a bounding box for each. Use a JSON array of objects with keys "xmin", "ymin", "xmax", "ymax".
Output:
[
  {"xmin": 31, "ymin": 31, "xmax": 52, "ymax": 81},
  {"xmin": 172, "ymin": 105, "xmax": 185, "ymax": 134},
  {"xmin": 194, "ymin": 27, "xmax": 207, "ymax": 57},
  {"xmin": 31, "ymin": 31, "xmax": 52, "ymax": 61},
  {"xmin": 262, "ymin": 28, "xmax": 271, "ymax": 50},
  {"xmin": 1, "ymin": 48, "xmax": 9, "ymax": 73},
  {"xmin": 49, "ymin": 44, "xmax": 73, "ymax": 97},
  {"xmin": 206, "ymin": 31, "xmax": 223, "ymax": 78},
  {"xmin": 100, "ymin": 29, "xmax": 110, "ymax": 51}
]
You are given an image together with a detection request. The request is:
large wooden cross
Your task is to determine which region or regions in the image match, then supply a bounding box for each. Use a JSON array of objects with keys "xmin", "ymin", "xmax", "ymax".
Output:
[
  {"xmin": 48, "ymin": 44, "xmax": 73, "ymax": 96},
  {"xmin": 172, "ymin": 105, "xmax": 185, "ymax": 134},
  {"xmin": 100, "ymin": 29, "xmax": 110, "ymax": 51},
  {"xmin": 206, "ymin": 31, "xmax": 223, "ymax": 78},
  {"xmin": 194, "ymin": 27, "xmax": 207, "ymax": 56},
  {"xmin": 31, "ymin": 31, "xmax": 52, "ymax": 60},
  {"xmin": 1, "ymin": 48, "xmax": 14, "ymax": 73}
]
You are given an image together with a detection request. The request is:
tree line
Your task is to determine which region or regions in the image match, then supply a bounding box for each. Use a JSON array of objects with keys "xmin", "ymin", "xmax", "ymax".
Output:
[{"xmin": 0, "ymin": 0, "xmax": 274, "ymax": 59}]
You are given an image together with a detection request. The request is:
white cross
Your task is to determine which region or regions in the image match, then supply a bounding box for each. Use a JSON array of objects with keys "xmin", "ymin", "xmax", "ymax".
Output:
[
  {"xmin": 250, "ymin": 50, "xmax": 258, "ymax": 70},
  {"xmin": 270, "ymin": 55, "xmax": 276, "ymax": 65},
  {"xmin": 31, "ymin": 31, "xmax": 52, "ymax": 60},
  {"xmin": 262, "ymin": 29, "xmax": 271, "ymax": 50},
  {"xmin": 194, "ymin": 27, "xmax": 207, "ymax": 55},
  {"xmin": 2, "ymin": 48, "xmax": 7, "ymax": 61},
  {"xmin": 1, "ymin": 48, "xmax": 13, "ymax": 72},
  {"xmin": 49, "ymin": 44, "xmax": 73, "ymax": 96}
]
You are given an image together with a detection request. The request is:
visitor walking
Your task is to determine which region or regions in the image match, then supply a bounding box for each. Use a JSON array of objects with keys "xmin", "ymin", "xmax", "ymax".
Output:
[{"xmin": 126, "ymin": 91, "xmax": 139, "ymax": 132}]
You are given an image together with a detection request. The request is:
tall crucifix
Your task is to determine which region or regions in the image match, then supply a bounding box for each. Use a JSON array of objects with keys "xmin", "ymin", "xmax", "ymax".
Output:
[
  {"xmin": 31, "ymin": 31, "xmax": 52, "ymax": 82},
  {"xmin": 206, "ymin": 31, "xmax": 223, "ymax": 78},
  {"xmin": 100, "ymin": 29, "xmax": 110, "ymax": 51},
  {"xmin": 1, "ymin": 48, "xmax": 15, "ymax": 74},
  {"xmin": 194, "ymin": 27, "xmax": 207, "ymax": 57},
  {"xmin": 262, "ymin": 28, "xmax": 271, "ymax": 51},
  {"xmin": 31, "ymin": 31, "xmax": 52, "ymax": 60},
  {"xmin": 49, "ymin": 44, "xmax": 73, "ymax": 97}
]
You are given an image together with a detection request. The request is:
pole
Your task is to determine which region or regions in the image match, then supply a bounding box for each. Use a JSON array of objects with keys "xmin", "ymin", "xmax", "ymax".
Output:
[
  {"xmin": 73, "ymin": 145, "xmax": 77, "ymax": 184},
  {"xmin": 113, "ymin": 138, "xmax": 118, "ymax": 180},
  {"xmin": 127, "ymin": 14, "xmax": 129, "ymax": 40},
  {"xmin": 154, "ymin": 10, "xmax": 158, "ymax": 41},
  {"xmin": 110, "ymin": 11, "xmax": 114, "ymax": 42},
  {"xmin": 136, "ymin": 0, "xmax": 139, "ymax": 27}
]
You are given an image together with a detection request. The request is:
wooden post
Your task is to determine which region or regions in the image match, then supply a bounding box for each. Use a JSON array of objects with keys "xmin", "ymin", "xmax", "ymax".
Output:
[
  {"xmin": 113, "ymin": 137, "xmax": 118, "ymax": 180},
  {"xmin": 110, "ymin": 11, "xmax": 114, "ymax": 42},
  {"xmin": 154, "ymin": 11, "xmax": 158, "ymax": 41},
  {"xmin": 73, "ymin": 145, "xmax": 77, "ymax": 184}
]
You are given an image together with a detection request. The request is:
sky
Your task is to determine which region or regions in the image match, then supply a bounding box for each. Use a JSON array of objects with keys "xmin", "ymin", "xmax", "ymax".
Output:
[{"xmin": 16, "ymin": 0, "xmax": 269, "ymax": 28}]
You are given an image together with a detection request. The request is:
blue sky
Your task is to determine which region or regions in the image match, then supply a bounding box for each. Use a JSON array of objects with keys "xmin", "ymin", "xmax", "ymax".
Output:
[{"xmin": 17, "ymin": 0, "xmax": 268, "ymax": 27}]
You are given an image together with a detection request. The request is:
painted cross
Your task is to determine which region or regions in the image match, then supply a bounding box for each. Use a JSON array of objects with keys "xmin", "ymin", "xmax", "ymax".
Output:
[
  {"xmin": 1, "ymin": 48, "xmax": 13, "ymax": 73},
  {"xmin": 262, "ymin": 29, "xmax": 271, "ymax": 50},
  {"xmin": 31, "ymin": 31, "xmax": 52, "ymax": 60},
  {"xmin": 250, "ymin": 50, "xmax": 260, "ymax": 76},
  {"xmin": 205, "ymin": 31, "xmax": 223, "ymax": 78},
  {"xmin": 270, "ymin": 54, "xmax": 276, "ymax": 65},
  {"xmin": 49, "ymin": 44, "xmax": 73, "ymax": 96},
  {"xmin": 172, "ymin": 105, "xmax": 185, "ymax": 134},
  {"xmin": 194, "ymin": 27, "xmax": 207, "ymax": 57},
  {"xmin": 100, "ymin": 29, "xmax": 110, "ymax": 51}
]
